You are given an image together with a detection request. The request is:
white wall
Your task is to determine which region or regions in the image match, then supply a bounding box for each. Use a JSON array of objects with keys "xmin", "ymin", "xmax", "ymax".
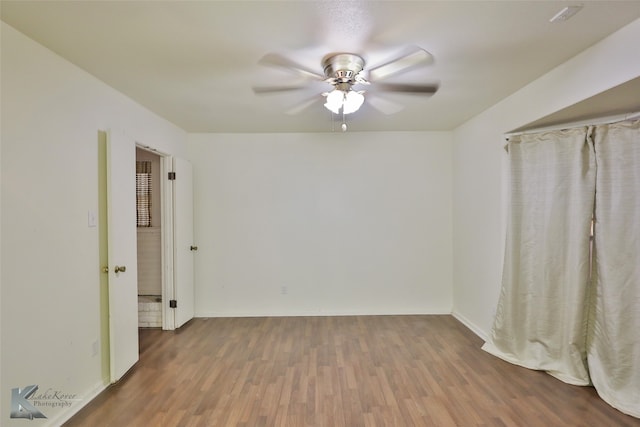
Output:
[
  {"xmin": 0, "ymin": 22, "xmax": 186, "ymax": 426},
  {"xmin": 189, "ymin": 131, "xmax": 453, "ymax": 317},
  {"xmin": 452, "ymin": 18, "xmax": 640, "ymax": 339}
]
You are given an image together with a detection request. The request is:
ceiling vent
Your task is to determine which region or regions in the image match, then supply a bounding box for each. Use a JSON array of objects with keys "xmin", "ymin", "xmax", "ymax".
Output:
[{"xmin": 549, "ymin": 6, "xmax": 584, "ymax": 23}]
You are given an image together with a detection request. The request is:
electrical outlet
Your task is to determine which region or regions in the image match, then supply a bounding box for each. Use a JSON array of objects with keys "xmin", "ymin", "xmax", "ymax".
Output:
[{"xmin": 281, "ymin": 286, "xmax": 288, "ymax": 295}]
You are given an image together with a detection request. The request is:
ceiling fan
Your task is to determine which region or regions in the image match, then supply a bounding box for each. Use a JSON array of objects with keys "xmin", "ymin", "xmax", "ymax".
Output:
[{"xmin": 253, "ymin": 46, "xmax": 439, "ymax": 121}]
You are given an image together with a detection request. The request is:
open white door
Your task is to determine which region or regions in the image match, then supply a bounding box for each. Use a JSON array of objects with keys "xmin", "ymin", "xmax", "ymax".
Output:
[
  {"xmin": 172, "ymin": 158, "xmax": 195, "ymax": 328},
  {"xmin": 106, "ymin": 129, "xmax": 139, "ymax": 382}
]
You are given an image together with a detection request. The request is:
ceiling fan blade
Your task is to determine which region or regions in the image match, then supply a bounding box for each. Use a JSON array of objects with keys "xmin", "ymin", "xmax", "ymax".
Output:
[
  {"xmin": 368, "ymin": 46, "xmax": 434, "ymax": 81},
  {"xmin": 285, "ymin": 96, "xmax": 321, "ymax": 115},
  {"xmin": 252, "ymin": 85, "xmax": 307, "ymax": 95},
  {"xmin": 375, "ymin": 82, "xmax": 439, "ymax": 95},
  {"xmin": 258, "ymin": 53, "xmax": 325, "ymax": 81},
  {"xmin": 366, "ymin": 94, "xmax": 404, "ymax": 115}
]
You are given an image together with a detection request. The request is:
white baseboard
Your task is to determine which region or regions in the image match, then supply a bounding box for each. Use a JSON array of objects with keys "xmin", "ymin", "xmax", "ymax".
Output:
[
  {"xmin": 44, "ymin": 380, "xmax": 108, "ymax": 427},
  {"xmin": 452, "ymin": 310, "xmax": 489, "ymax": 341},
  {"xmin": 195, "ymin": 308, "xmax": 452, "ymax": 318}
]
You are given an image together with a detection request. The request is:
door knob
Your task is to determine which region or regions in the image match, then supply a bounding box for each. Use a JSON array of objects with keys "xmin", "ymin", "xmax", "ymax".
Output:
[
  {"xmin": 190, "ymin": 245, "xmax": 198, "ymax": 251},
  {"xmin": 114, "ymin": 265, "xmax": 126, "ymax": 273}
]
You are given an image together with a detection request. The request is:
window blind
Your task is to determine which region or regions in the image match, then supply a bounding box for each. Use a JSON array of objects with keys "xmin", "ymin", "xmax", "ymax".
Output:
[{"xmin": 136, "ymin": 161, "xmax": 152, "ymax": 227}]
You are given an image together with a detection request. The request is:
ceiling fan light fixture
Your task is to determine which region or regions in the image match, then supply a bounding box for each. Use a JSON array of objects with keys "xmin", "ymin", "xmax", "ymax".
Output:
[
  {"xmin": 323, "ymin": 88, "xmax": 364, "ymax": 115},
  {"xmin": 343, "ymin": 90, "xmax": 365, "ymax": 114},
  {"xmin": 324, "ymin": 89, "xmax": 344, "ymax": 114}
]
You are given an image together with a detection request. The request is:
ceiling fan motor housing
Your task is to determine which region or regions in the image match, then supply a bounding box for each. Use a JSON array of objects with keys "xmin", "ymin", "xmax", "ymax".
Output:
[{"xmin": 322, "ymin": 53, "xmax": 365, "ymax": 82}]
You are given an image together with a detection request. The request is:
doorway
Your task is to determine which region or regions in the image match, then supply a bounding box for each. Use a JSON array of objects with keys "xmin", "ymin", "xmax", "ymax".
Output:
[
  {"xmin": 135, "ymin": 147, "xmax": 163, "ymax": 328},
  {"xmin": 99, "ymin": 130, "xmax": 195, "ymax": 383}
]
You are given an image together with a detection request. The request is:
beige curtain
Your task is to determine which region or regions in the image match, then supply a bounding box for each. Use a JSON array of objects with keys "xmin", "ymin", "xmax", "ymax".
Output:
[
  {"xmin": 484, "ymin": 120, "xmax": 640, "ymax": 418},
  {"xmin": 482, "ymin": 127, "xmax": 596, "ymax": 385},
  {"xmin": 588, "ymin": 120, "xmax": 640, "ymax": 417}
]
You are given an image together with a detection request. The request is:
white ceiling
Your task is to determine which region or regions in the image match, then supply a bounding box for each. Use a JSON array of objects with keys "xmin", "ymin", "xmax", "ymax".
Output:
[{"xmin": 2, "ymin": 1, "xmax": 640, "ymax": 133}]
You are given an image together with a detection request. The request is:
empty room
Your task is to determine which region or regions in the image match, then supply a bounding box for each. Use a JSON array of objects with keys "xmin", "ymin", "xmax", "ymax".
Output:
[{"xmin": 1, "ymin": 1, "xmax": 639, "ymax": 426}]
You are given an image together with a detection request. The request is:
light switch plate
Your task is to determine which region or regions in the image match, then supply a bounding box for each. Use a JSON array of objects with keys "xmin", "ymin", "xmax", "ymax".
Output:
[{"xmin": 88, "ymin": 210, "xmax": 97, "ymax": 227}]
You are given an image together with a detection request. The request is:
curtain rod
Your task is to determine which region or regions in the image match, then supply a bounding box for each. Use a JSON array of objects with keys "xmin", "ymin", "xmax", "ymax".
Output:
[{"xmin": 504, "ymin": 110, "xmax": 640, "ymax": 140}]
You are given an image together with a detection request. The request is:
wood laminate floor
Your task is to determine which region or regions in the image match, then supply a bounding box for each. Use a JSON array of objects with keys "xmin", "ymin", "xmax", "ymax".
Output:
[{"xmin": 64, "ymin": 316, "xmax": 640, "ymax": 426}]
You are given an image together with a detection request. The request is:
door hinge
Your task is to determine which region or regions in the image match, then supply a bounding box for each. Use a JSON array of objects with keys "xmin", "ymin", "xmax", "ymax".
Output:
[
  {"xmin": 169, "ymin": 299, "xmax": 177, "ymax": 308},
  {"xmin": 168, "ymin": 172, "xmax": 176, "ymax": 180}
]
